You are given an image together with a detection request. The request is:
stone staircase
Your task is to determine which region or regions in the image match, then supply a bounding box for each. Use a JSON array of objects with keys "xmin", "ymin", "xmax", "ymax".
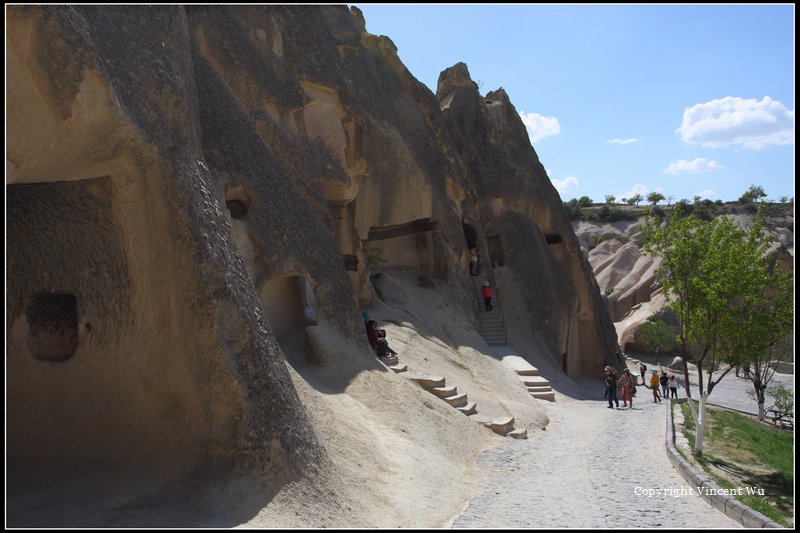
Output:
[
  {"xmin": 401, "ymin": 370, "xmax": 526, "ymax": 438},
  {"xmin": 472, "ymin": 279, "xmax": 507, "ymax": 346},
  {"xmin": 407, "ymin": 373, "xmax": 478, "ymax": 416},
  {"xmin": 371, "ymin": 319, "xmax": 526, "ymax": 438},
  {"xmin": 501, "ymin": 354, "xmax": 556, "ymax": 402}
]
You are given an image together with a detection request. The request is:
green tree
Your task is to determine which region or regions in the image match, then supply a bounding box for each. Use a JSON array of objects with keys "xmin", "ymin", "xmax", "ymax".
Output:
[
  {"xmin": 739, "ymin": 184, "xmax": 766, "ymax": 203},
  {"xmin": 605, "ymin": 194, "xmax": 616, "ymax": 205},
  {"xmin": 647, "ymin": 192, "xmax": 665, "ymax": 206},
  {"xmin": 642, "ymin": 207, "xmax": 782, "ymax": 456},
  {"xmin": 631, "ymin": 193, "xmax": 643, "ymax": 206},
  {"xmin": 638, "ymin": 318, "xmax": 676, "ymax": 356},
  {"xmin": 723, "ymin": 222, "xmax": 793, "ymax": 421},
  {"xmin": 577, "ymin": 196, "xmax": 594, "ymax": 207},
  {"xmin": 770, "ymin": 382, "xmax": 794, "ymax": 413}
]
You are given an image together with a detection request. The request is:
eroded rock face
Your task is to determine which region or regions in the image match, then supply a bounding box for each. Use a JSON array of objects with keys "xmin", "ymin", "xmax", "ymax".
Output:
[
  {"xmin": 7, "ymin": 5, "xmax": 320, "ymax": 510},
  {"xmin": 436, "ymin": 63, "xmax": 620, "ymax": 375},
  {"xmin": 7, "ymin": 5, "xmax": 619, "ymax": 523}
]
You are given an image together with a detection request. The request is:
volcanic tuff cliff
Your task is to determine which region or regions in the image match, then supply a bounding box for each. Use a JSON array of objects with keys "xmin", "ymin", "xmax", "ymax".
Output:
[{"xmin": 7, "ymin": 5, "xmax": 618, "ymax": 526}]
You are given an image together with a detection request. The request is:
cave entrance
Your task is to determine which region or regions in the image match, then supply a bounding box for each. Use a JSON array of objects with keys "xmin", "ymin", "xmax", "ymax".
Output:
[
  {"xmin": 462, "ymin": 223, "xmax": 477, "ymax": 249},
  {"xmin": 259, "ymin": 275, "xmax": 318, "ymax": 367}
]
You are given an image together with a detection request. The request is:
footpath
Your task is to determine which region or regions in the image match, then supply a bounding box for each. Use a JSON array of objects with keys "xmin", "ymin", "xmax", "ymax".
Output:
[{"xmin": 449, "ymin": 374, "xmax": 742, "ymax": 528}]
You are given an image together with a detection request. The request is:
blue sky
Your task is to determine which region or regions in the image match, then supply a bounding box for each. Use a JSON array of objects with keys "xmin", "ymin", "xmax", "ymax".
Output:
[{"xmin": 354, "ymin": 4, "xmax": 795, "ymax": 203}]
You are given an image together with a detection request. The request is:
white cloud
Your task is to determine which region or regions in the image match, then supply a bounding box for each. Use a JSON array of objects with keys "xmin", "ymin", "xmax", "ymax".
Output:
[
  {"xmin": 618, "ymin": 183, "xmax": 652, "ymax": 199},
  {"xmin": 677, "ymin": 96, "xmax": 794, "ymax": 149},
  {"xmin": 608, "ymin": 137, "xmax": 639, "ymax": 145},
  {"xmin": 663, "ymin": 158, "xmax": 725, "ymax": 175},
  {"xmin": 696, "ymin": 189, "xmax": 717, "ymax": 199},
  {"xmin": 519, "ymin": 111, "xmax": 561, "ymax": 142},
  {"xmin": 551, "ymin": 175, "xmax": 579, "ymax": 196}
]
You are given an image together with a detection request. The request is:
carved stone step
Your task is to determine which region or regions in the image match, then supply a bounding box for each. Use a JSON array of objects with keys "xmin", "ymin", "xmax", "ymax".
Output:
[
  {"xmin": 531, "ymin": 391, "xmax": 556, "ymax": 402},
  {"xmin": 527, "ymin": 386, "xmax": 552, "ymax": 393},
  {"xmin": 521, "ymin": 376, "xmax": 551, "ymax": 387},
  {"xmin": 457, "ymin": 401, "xmax": 477, "ymax": 415},
  {"xmin": 508, "ymin": 428, "xmax": 528, "ymax": 439},
  {"xmin": 515, "ymin": 367, "xmax": 540, "ymax": 376},
  {"xmin": 390, "ymin": 364, "xmax": 408, "ymax": 373},
  {"xmin": 443, "ymin": 392, "xmax": 469, "ymax": 407},
  {"xmin": 431, "ymin": 385, "xmax": 457, "ymax": 398},
  {"xmin": 409, "ymin": 375, "xmax": 446, "ymax": 390},
  {"xmin": 484, "ymin": 416, "xmax": 515, "ymax": 435}
]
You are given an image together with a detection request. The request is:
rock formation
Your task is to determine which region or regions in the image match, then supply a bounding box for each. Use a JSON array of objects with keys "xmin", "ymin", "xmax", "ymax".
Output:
[
  {"xmin": 573, "ymin": 211, "xmax": 794, "ymax": 353},
  {"xmin": 7, "ymin": 5, "xmax": 618, "ymax": 526}
]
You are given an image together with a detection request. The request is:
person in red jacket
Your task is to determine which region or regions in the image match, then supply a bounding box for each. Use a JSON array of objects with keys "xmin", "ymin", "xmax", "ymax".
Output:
[
  {"xmin": 366, "ymin": 320, "xmax": 397, "ymax": 358},
  {"xmin": 480, "ymin": 281, "xmax": 493, "ymax": 311}
]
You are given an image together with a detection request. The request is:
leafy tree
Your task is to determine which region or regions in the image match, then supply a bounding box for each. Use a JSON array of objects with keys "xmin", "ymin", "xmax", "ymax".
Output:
[
  {"xmin": 563, "ymin": 199, "xmax": 582, "ymax": 220},
  {"xmin": 642, "ymin": 207, "xmax": 784, "ymax": 456},
  {"xmin": 577, "ymin": 196, "xmax": 594, "ymax": 207},
  {"xmin": 631, "ymin": 193, "xmax": 643, "ymax": 206},
  {"xmin": 638, "ymin": 318, "xmax": 677, "ymax": 356},
  {"xmin": 722, "ymin": 217, "xmax": 793, "ymax": 421},
  {"xmin": 605, "ymin": 194, "xmax": 616, "ymax": 205},
  {"xmin": 770, "ymin": 382, "xmax": 794, "ymax": 413},
  {"xmin": 739, "ymin": 184, "xmax": 766, "ymax": 203},
  {"xmin": 647, "ymin": 192, "xmax": 665, "ymax": 206},
  {"xmin": 779, "ymin": 196, "xmax": 788, "ymax": 203}
]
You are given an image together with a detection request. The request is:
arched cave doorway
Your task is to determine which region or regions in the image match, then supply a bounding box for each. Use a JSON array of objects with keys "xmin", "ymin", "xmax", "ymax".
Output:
[
  {"xmin": 462, "ymin": 223, "xmax": 477, "ymax": 250},
  {"xmin": 259, "ymin": 275, "xmax": 318, "ymax": 368}
]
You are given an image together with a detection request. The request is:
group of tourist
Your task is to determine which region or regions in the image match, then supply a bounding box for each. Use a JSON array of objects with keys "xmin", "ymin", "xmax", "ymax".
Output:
[{"xmin": 605, "ymin": 363, "xmax": 681, "ymax": 408}]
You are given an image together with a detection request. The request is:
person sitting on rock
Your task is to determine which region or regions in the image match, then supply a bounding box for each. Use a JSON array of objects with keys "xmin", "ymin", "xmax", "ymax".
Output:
[{"xmin": 366, "ymin": 320, "xmax": 398, "ymax": 358}]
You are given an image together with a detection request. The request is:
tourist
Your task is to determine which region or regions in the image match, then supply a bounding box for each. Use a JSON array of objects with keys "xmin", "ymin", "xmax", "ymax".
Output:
[
  {"xmin": 470, "ymin": 247, "xmax": 479, "ymax": 276},
  {"xmin": 480, "ymin": 281, "xmax": 493, "ymax": 311},
  {"xmin": 649, "ymin": 370, "xmax": 662, "ymax": 403},
  {"xmin": 668, "ymin": 375, "xmax": 678, "ymax": 398},
  {"xmin": 605, "ymin": 367, "xmax": 619, "ymax": 409},
  {"xmin": 366, "ymin": 320, "xmax": 398, "ymax": 358},
  {"xmin": 619, "ymin": 369, "xmax": 634, "ymax": 408},
  {"xmin": 639, "ymin": 361, "xmax": 647, "ymax": 386},
  {"xmin": 660, "ymin": 371, "xmax": 669, "ymax": 398}
]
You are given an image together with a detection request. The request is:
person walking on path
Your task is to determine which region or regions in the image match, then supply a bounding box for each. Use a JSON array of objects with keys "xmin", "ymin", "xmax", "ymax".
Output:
[
  {"xmin": 660, "ymin": 371, "xmax": 669, "ymax": 398},
  {"xmin": 605, "ymin": 367, "xmax": 619, "ymax": 409},
  {"xmin": 669, "ymin": 375, "xmax": 678, "ymax": 399},
  {"xmin": 619, "ymin": 369, "xmax": 634, "ymax": 408},
  {"xmin": 639, "ymin": 361, "xmax": 647, "ymax": 386},
  {"xmin": 650, "ymin": 370, "xmax": 661, "ymax": 403},
  {"xmin": 480, "ymin": 281, "xmax": 493, "ymax": 311}
]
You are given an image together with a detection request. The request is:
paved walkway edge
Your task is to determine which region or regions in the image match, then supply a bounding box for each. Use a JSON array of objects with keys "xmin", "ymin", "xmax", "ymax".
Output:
[{"xmin": 665, "ymin": 398, "xmax": 784, "ymax": 528}]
